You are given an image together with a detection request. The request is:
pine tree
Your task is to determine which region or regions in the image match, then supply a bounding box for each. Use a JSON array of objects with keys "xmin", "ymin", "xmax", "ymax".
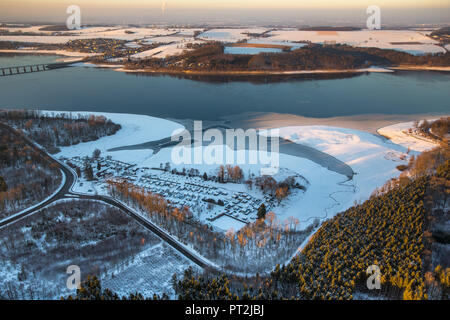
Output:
[
  {"xmin": 92, "ymin": 148, "xmax": 101, "ymax": 159},
  {"xmin": 0, "ymin": 176, "xmax": 7, "ymax": 192},
  {"xmin": 84, "ymin": 164, "xmax": 94, "ymax": 181},
  {"xmin": 257, "ymin": 203, "xmax": 267, "ymax": 220}
]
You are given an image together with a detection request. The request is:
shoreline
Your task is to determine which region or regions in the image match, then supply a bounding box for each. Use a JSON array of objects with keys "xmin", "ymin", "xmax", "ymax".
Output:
[
  {"xmin": 113, "ymin": 66, "xmax": 394, "ymax": 76},
  {"xmin": 390, "ymin": 65, "xmax": 450, "ymax": 72},
  {"xmin": 224, "ymin": 112, "xmax": 450, "ymax": 134},
  {"xmin": 2, "ymin": 106, "xmax": 447, "ymax": 137},
  {"xmin": 1, "ymin": 49, "xmax": 449, "ymax": 74},
  {"xmin": 0, "ymin": 49, "xmax": 100, "ymax": 62},
  {"xmin": 99, "ymin": 64, "xmax": 450, "ymax": 76}
]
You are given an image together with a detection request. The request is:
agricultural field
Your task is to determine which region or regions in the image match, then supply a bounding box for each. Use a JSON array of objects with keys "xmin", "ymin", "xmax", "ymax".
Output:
[{"xmin": 1, "ymin": 25, "xmax": 447, "ymax": 60}]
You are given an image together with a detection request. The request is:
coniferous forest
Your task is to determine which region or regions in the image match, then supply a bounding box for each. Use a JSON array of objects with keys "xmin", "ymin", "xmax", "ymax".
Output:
[{"xmin": 66, "ymin": 146, "xmax": 450, "ymax": 300}]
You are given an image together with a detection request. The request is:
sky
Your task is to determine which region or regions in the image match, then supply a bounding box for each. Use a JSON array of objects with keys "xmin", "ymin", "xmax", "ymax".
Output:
[{"xmin": 1, "ymin": 0, "xmax": 449, "ymax": 26}]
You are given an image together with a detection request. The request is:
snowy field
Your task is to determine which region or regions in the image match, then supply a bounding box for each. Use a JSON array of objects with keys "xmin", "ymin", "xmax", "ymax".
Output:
[
  {"xmin": 196, "ymin": 28, "xmax": 446, "ymax": 55},
  {"xmin": 265, "ymin": 125, "xmax": 413, "ymax": 218},
  {"xmin": 197, "ymin": 28, "xmax": 267, "ymax": 43},
  {"xmin": 224, "ymin": 46, "xmax": 283, "ymax": 55},
  {"xmin": 0, "ymin": 199, "xmax": 193, "ymax": 299},
  {"xmin": 265, "ymin": 29, "xmax": 445, "ymax": 55},
  {"xmin": 130, "ymin": 43, "xmax": 185, "ymax": 60},
  {"xmin": 51, "ymin": 111, "xmax": 437, "ymax": 233},
  {"xmin": 0, "ymin": 26, "xmax": 185, "ymax": 44},
  {"xmin": 52, "ymin": 111, "xmax": 183, "ymax": 164},
  {"xmin": 102, "ymin": 242, "xmax": 198, "ymax": 299},
  {"xmin": 212, "ymin": 215, "xmax": 246, "ymax": 232},
  {"xmin": 130, "ymin": 37, "xmax": 204, "ymax": 60},
  {"xmin": 1, "ymin": 25, "xmax": 446, "ymax": 58}
]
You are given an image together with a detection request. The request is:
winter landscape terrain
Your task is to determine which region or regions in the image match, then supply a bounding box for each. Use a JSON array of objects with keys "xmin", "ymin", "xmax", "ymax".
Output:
[
  {"xmin": 1, "ymin": 107, "xmax": 446, "ymax": 299},
  {"xmin": 54, "ymin": 111, "xmax": 439, "ymax": 232},
  {"xmin": 1, "ymin": 25, "xmax": 448, "ymax": 64},
  {"xmin": 0, "ymin": 9, "xmax": 449, "ymax": 301}
]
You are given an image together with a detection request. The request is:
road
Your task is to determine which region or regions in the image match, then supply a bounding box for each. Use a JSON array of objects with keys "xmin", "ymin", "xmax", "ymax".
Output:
[
  {"xmin": 0, "ymin": 122, "xmax": 212, "ymax": 270},
  {"xmin": 0, "ymin": 123, "xmax": 76, "ymax": 227}
]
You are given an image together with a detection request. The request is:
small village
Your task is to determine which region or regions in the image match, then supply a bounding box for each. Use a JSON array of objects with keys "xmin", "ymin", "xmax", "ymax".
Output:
[
  {"xmin": 65, "ymin": 38, "xmax": 160, "ymax": 61},
  {"xmin": 61, "ymin": 155, "xmax": 279, "ymax": 230}
]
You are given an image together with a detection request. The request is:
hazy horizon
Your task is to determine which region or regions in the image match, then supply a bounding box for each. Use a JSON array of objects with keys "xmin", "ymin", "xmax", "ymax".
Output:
[{"xmin": 1, "ymin": 1, "xmax": 449, "ymax": 26}]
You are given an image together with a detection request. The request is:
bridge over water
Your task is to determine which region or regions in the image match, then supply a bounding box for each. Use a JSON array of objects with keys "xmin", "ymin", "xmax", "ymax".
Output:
[{"xmin": 0, "ymin": 61, "xmax": 74, "ymax": 77}]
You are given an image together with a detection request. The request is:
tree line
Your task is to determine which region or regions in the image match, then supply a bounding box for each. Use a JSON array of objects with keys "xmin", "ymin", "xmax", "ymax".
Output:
[
  {"xmin": 106, "ymin": 179, "xmax": 312, "ymax": 274},
  {"xmin": 67, "ymin": 145, "xmax": 449, "ymax": 300},
  {"xmin": 0, "ymin": 126, "xmax": 61, "ymax": 219},
  {"xmin": 0, "ymin": 109, "xmax": 121, "ymax": 153},
  {"xmin": 171, "ymin": 144, "xmax": 450, "ymax": 300},
  {"xmin": 125, "ymin": 43, "xmax": 450, "ymax": 73}
]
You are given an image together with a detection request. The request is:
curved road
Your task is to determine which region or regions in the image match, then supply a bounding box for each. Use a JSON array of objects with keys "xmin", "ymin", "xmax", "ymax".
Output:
[
  {"xmin": 0, "ymin": 123, "xmax": 212, "ymax": 270},
  {"xmin": 0, "ymin": 123, "xmax": 76, "ymax": 227}
]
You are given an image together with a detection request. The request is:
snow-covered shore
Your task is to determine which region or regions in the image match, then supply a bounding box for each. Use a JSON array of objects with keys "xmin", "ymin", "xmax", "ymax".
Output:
[
  {"xmin": 377, "ymin": 120, "xmax": 440, "ymax": 152},
  {"xmin": 0, "ymin": 49, "xmax": 99, "ymax": 59},
  {"xmin": 1, "ymin": 48, "xmax": 447, "ymax": 74},
  {"xmin": 53, "ymin": 111, "xmax": 184, "ymax": 165},
  {"xmin": 114, "ymin": 66, "xmax": 395, "ymax": 76},
  {"xmin": 48, "ymin": 110, "xmax": 441, "ymax": 231}
]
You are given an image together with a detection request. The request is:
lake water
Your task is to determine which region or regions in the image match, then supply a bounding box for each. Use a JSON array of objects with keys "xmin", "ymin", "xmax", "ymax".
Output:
[{"xmin": 0, "ymin": 54, "xmax": 449, "ymax": 120}]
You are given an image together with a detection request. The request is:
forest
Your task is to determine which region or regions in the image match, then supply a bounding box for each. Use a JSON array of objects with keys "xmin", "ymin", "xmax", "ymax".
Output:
[
  {"xmin": 0, "ymin": 109, "xmax": 121, "ymax": 154},
  {"xmin": 60, "ymin": 129, "xmax": 449, "ymax": 301},
  {"xmin": 0, "ymin": 200, "xmax": 158, "ymax": 299},
  {"xmin": 64, "ymin": 275, "xmax": 168, "ymax": 300},
  {"xmin": 414, "ymin": 117, "xmax": 450, "ymax": 143},
  {"xmin": 125, "ymin": 43, "xmax": 450, "ymax": 72},
  {"xmin": 169, "ymin": 143, "xmax": 450, "ymax": 300},
  {"xmin": 0, "ymin": 125, "xmax": 61, "ymax": 219},
  {"xmin": 106, "ymin": 180, "xmax": 314, "ymax": 274}
]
